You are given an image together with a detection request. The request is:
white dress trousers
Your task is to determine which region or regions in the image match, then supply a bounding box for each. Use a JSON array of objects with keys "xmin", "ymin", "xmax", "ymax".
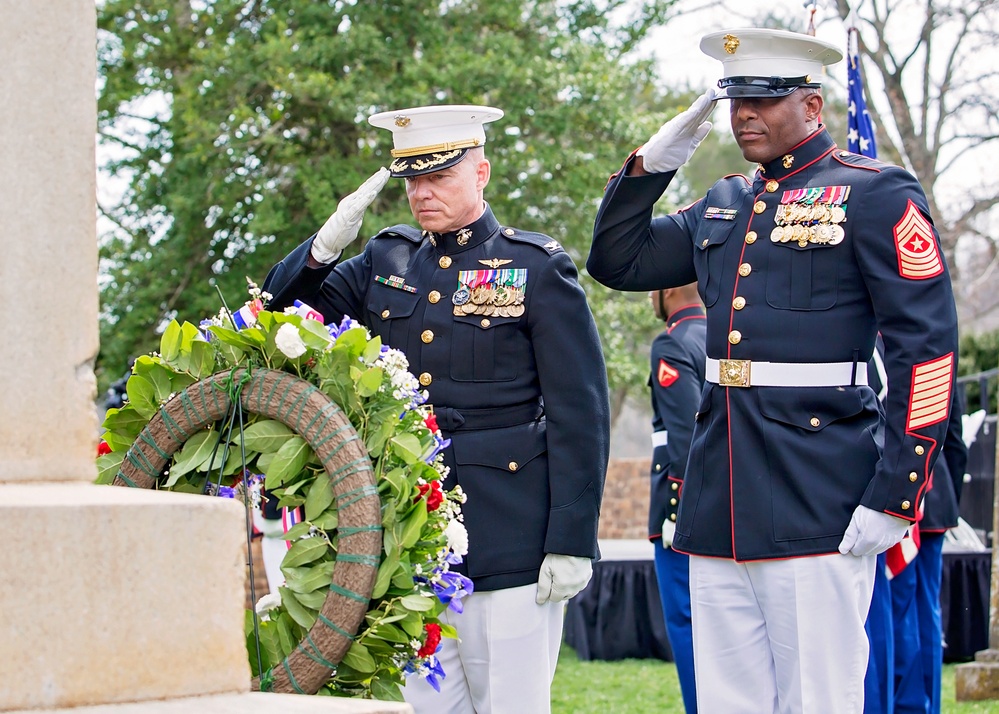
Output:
[
  {"xmin": 689, "ymin": 552, "xmax": 876, "ymax": 714},
  {"xmin": 403, "ymin": 583, "xmax": 564, "ymax": 714}
]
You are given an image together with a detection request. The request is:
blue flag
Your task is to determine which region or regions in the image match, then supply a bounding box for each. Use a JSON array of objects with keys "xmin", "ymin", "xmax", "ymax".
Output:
[{"xmin": 847, "ymin": 27, "xmax": 877, "ymax": 158}]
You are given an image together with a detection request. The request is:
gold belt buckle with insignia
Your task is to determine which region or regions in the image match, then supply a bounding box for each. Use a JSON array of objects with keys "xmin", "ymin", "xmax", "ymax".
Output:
[{"xmin": 719, "ymin": 359, "xmax": 751, "ymax": 388}]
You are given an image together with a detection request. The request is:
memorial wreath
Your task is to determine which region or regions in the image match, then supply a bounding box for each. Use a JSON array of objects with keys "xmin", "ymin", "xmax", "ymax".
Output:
[{"xmin": 96, "ymin": 281, "xmax": 471, "ymax": 701}]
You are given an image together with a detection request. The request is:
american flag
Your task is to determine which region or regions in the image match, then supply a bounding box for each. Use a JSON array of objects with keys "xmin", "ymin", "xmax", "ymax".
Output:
[{"xmin": 847, "ymin": 27, "xmax": 877, "ymax": 158}]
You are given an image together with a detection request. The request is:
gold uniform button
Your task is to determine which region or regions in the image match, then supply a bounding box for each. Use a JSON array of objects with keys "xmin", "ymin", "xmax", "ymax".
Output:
[
  {"xmin": 669, "ymin": 514, "xmax": 677, "ymax": 522},
  {"xmin": 671, "ymin": 482, "xmax": 679, "ymax": 491},
  {"xmin": 480, "ymin": 318, "xmax": 491, "ymax": 327},
  {"xmin": 429, "ymin": 290, "xmax": 441, "ymax": 304},
  {"xmin": 381, "ymin": 309, "xmax": 390, "ymax": 319},
  {"xmin": 439, "ymin": 256, "xmax": 452, "ymax": 269},
  {"xmin": 508, "ymin": 461, "xmax": 519, "ymax": 472},
  {"xmin": 701, "ymin": 239, "xmax": 709, "ymax": 248},
  {"xmin": 419, "ymin": 372, "xmax": 432, "ymax": 386},
  {"xmin": 728, "ymin": 330, "xmax": 742, "ymax": 345},
  {"xmin": 753, "ymin": 200, "xmax": 766, "ymax": 214},
  {"xmin": 914, "ymin": 445, "xmax": 925, "ymax": 455},
  {"xmin": 745, "ymin": 231, "xmax": 757, "ymax": 244},
  {"xmin": 765, "ymin": 180, "xmax": 779, "ymax": 193},
  {"xmin": 738, "ymin": 263, "xmax": 752, "ymax": 277},
  {"xmin": 655, "ymin": 463, "xmax": 661, "ymax": 470},
  {"xmin": 504, "ymin": 228, "xmax": 515, "ymax": 236},
  {"xmin": 670, "ymin": 498, "xmax": 678, "ymax": 506},
  {"xmin": 421, "ymin": 330, "xmax": 434, "ymax": 344},
  {"xmin": 901, "ymin": 500, "xmax": 911, "ymax": 511},
  {"xmin": 909, "ymin": 471, "xmax": 918, "ymax": 482},
  {"xmin": 810, "ymin": 417, "xmax": 820, "ymax": 427},
  {"xmin": 733, "ymin": 296, "xmax": 746, "ymax": 310}
]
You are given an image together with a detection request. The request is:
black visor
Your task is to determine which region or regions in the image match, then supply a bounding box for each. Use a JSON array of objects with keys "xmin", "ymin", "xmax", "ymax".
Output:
[{"xmin": 714, "ymin": 75, "xmax": 819, "ymax": 99}]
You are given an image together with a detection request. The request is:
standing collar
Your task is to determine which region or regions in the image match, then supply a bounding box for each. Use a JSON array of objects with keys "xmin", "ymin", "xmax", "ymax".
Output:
[
  {"xmin": 667, "ymin": 303, "xmax": 706, "ymax": 331},
  {"xmin": 423, "ymin": 203, "xmax": 500, "ymax": 254},
  {"xmin": 756, "ymin": 127, "xmax": 836, "ymax": 181}
]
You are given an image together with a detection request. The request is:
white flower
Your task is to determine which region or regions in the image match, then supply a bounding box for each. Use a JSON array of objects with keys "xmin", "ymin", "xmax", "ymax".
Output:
[
  {"xmin": 444, "ymin": 519, "xmax": 469, "ymax": 556},
  {"xmin": 255, "ymin": 591, "xmax": 282, "ymax": 620},
  {"xmin": 275, "ymin": 323, "xmax": 307, "ymax": 359}
]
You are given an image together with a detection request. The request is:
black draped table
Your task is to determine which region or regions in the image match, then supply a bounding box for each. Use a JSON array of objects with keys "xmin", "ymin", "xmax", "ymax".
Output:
[{"xmin": 564, "ymin": 541, "xmax": 991, "ymax": 663}]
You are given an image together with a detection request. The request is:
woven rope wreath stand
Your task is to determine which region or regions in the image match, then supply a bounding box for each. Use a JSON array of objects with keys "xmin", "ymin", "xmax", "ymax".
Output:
[{"xmin": 111, "ymin": 367, "xmax": 382, "ymax": 695}]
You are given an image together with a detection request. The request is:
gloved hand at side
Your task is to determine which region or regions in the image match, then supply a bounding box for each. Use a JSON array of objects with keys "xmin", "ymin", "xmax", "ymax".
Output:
[
  {"xmin": 311, "ymin": 167, "xmax": 391, "ymax": 264},
  {"xmin": 536, "ymin": 554, "xmax": 593, "ymax": 604},
  {"xmin": 637, "ymin": 88, "xmax": 717, "ymax": 173},
  {"xmin": 661, "ymin": 517, "xmax": 677, "ymax": 549},
  {"xmin": 838, "ymin": 505, "xmax": 910, "ymax": 557}
]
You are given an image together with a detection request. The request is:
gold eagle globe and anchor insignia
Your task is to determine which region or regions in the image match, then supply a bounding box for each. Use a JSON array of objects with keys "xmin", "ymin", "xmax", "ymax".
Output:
[{"xmin": 723, "ymin": 34, "xmax": 740, "ymax": 54}]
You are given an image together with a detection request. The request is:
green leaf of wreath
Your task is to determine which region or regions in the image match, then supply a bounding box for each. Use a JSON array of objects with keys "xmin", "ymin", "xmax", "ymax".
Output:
[
  {"xmin": 265, "ymin": 436, "xmax": 312, "ymax": 488},
  {"xmin": 399, "ymin": 593, "xmax": 435, "ymax": 612},
  {"xmin": 164, "ymin": 429, "xmax": 219, "ymax": 484},
  {"xmin": 389, "ymin": 433, "xmax": 423, "ymax": 465},
  {"xmin": 341, "ymin": 642, "xmax": 377, "ymax": 674},
  {"xmin": 279, "ymin": 586, "xmax": 318, "ymax": 629},
  {"xmin": 283, "ymin": 561, "xmax": 335, "ymax": 594},
  {"xmin": 281, "ymin": 537, "xmax": 328, "ymax": 568},
  {"xmin": 239, "ymin": 420, "xmax": 295, "ymax": 453},
  {"xmin": 125, "ymin": 375, "xmax": 158, "ymax": 419},
  {"xmin": 96, "ymin": 452, "xmax": 125, "ymax": 485},
  {"xmin": 399, "ymin": 500, "xmax": 429, "ymax": 549},
  {"xmin": 303, "ymin": 472, "xmax": 334, "ymax": 520}
]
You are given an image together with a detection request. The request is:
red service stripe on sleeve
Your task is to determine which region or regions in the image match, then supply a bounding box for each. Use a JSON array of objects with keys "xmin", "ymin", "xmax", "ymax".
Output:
[
  {"xmin": 906, "ymin": 353, "xmax": 953, "ymax": 430},
  {"xmin": 894, "ymin": 200, "xmax": 943, "ymax": 280}
]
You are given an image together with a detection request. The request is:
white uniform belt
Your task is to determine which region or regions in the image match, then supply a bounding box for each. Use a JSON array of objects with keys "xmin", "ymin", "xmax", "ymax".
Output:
[
  {"xmin": 705, "ymin": 358, "xmax": 868, "ymax": 388},
  {"xmin": 651, "ymin": 431, "xmax": 669, "ymax": 448}
]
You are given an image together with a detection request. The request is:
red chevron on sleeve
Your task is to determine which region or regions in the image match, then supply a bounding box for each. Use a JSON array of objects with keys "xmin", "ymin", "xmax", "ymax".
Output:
[
  {"xmin": 894, "ymin": 200, "xmax": 943, "ymax": 280},
  {"xmin": 906, "ymin": 353, "xmax": 953, "ymax": 431},
  {"xmin": 658, "ymin": 359, "xmax": 680, "ymax": 387}
]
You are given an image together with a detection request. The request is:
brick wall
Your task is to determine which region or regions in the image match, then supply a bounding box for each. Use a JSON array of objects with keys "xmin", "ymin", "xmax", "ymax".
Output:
[{"xmin": 598, "ymin": 457, "xmax": 652, "ymax": 540}]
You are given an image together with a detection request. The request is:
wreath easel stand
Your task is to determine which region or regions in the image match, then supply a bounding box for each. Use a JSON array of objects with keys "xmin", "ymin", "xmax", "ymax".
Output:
[{"xmin": 111, "ymin": 368, "xmax": 382, "ymax": 695}]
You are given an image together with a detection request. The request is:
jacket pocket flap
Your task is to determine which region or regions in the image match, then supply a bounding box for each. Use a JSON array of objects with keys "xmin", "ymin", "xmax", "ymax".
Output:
[
  {"xmin": 758, "ymin": 387, "xmax": 867, "ymax": 432},
  {"xmin": 452, "ymin": 422, "xmax": 547, "ymax": 469}
]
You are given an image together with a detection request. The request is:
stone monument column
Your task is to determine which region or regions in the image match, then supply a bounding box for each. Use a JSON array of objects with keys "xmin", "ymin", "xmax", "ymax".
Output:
[{"xmin": 0, "ymin": 3, "xmax": 407, "ymax": 712}]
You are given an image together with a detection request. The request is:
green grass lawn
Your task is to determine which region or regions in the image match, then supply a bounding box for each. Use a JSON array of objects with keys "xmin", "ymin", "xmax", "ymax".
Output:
[{"xmin": 552, "ymin": 645, "xmax": 999, "ymax": 713}]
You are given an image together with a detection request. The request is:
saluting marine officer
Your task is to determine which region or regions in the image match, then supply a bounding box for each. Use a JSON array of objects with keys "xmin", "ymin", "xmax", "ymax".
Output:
[
  {"xmin": 647, "ymin": 282, "xmax": 705, "ymax": 714},
  {"xmin": 263, "ymin": 105, "xmax": 610, "ymax": 714},
  {"xmin": 587, "ymin": 28, "xmax": 959, "ymax": 714}
]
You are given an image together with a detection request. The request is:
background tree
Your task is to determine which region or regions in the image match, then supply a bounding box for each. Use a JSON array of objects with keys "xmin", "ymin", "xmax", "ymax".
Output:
[{"xmin": 96, "ymin": 0, "xmax": 709, "ymax": 423}]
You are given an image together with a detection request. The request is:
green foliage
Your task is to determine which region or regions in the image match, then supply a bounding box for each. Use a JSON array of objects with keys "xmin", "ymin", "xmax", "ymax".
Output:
[
  {"xmin": 959, "ymin": 329, "xmax": 999, "ymax": 413},
  {"xmin": 95, "ymin": 0, "xmax": 689, "ymax": 406},
  {"xmin": 97, "ymin": 290, "xmax": 467, "ymax": 699}
]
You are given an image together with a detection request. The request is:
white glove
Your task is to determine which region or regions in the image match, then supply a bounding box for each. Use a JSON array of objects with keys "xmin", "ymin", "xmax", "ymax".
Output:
[
  {"xmin": 536, "ymin": 554, "xmax": 593, "ymax": 605},
  {"xmin": 637, "ymin": 88, "xmax": 717, "ymax": 173},
  {"xmin": 838, "ymin": 505, "xmax": 911, "ymax": 557},
  {"xmin": 311, "ymin": 167, "xmax": 391, "ymax": 264},
  {"xmin": 661, "ymin": 518, "xmax": 677, "ymax": 549}
]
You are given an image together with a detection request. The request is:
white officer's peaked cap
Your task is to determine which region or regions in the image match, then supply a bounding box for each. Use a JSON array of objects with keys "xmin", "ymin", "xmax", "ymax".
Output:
[
  {"xmin": 701, "ymin": 28, "xmax": 844, "ymax": 99},
  {"xmin": 368, "ymin": 104, "xmax": 504, "ymax": 177}
]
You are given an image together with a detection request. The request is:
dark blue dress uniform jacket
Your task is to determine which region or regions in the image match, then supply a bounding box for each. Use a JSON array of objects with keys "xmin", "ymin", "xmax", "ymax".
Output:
[
  {"xmin": 870, "ymin": 341, "xmax": 968, "ymax": 533},
  {"xmin": 648, "ymin": 305, "xmax": 706, "ymax": 538},
  {"xmin": 263, "ymin": 205, "xmax": 611, "ymax": 591},
  {"xmin": 588, "ymin": 127, "xmax": 959, "ymax": 561}
]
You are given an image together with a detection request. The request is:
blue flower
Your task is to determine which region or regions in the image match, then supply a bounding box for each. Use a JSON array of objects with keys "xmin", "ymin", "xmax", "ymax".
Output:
[
  {"xmin": 423, "ymin": 434, "xmax": 451, "ymax": 464},
  {"xmin": 431, "ymin": 569, "xmax": 474, "ymax": 614},
  {"xmin": 326, "ymin": 314, "xmax": 361, "ymax": 339}
]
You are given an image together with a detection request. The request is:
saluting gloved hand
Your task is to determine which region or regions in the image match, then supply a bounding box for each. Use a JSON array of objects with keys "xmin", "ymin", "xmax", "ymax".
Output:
[
  {"xmin": 637, "ymin": 88, "xmax": 717, "ymax": 173},
  {"xmin": 536, "ymin": 554, "xmax": 593, "ymax": 605},
  {"xmin": 661, "ymin": 518, "xmax": 677, "ymax": 549},
  {"xmin": 311, "ymin": 167, "xmax": 391, "ymax": 264},
  {"xmin": 838, "ymin": 505, "xmax": 911, "ymax": 557}
]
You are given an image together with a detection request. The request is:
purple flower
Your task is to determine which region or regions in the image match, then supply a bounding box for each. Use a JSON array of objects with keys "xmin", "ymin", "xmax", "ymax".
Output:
[
  {"xmin": 423, "ymin": 434, "xmax": 451, "ymax": 464},
  {"xmin": 326, "ymin": 314, "xmax": 361, "ymax": 339},
  {"xmin": 216, "ymin": 485, "xmax": 237, "ymax": 499},
  {"xmin": 403, "ymin": 653, "xmax": 446, "ymax": 692},
  {"xmin": 431, "ymin": 570, "xmax": 474, "ymax": 614}
]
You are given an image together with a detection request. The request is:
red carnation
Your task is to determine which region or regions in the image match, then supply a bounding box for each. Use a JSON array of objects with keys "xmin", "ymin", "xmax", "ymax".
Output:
[
  {"xmin": 424, "ymin": 413, "xmax": 439, "ymax": 434},
  {"xmin": 417, "ymin": 622, "xmax": 442, "ymax": 658},
  {"xmin": 415, "ymin": 481, "xmax": 444, "ymax": 511},
  {"xmin": 96, "ymin": 440, "xmax": 112, "ymax": 456}
]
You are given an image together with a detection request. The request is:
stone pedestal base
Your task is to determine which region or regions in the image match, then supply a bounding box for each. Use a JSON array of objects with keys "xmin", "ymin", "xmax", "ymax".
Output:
[
  {"xmin": 955, "ymin": 649, "xmax": 999, "ymax": 701},
  {"xmin": 6, "ymin": 692, "xmax": 411, "ymax": 714},
  {"xmin": 0, "ymin": 484, "xmax": 249, "ymax": 711}
]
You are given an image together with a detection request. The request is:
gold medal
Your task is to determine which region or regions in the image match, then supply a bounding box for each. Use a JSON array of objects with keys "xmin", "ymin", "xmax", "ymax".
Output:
[
  {"xmin": 509, "ymin": 304, "xmax": 525, "ymax": 317},
  {"xmin": 771, "ymin": 226, "xmax": 784, "ymax": 242},
  {"xmin": 830, "ymin": 225, "xmax": 845, "ymax": 244},
  {"xmin": 830, "ymin": 206, "xmax": 846, "ymax": 224}
]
